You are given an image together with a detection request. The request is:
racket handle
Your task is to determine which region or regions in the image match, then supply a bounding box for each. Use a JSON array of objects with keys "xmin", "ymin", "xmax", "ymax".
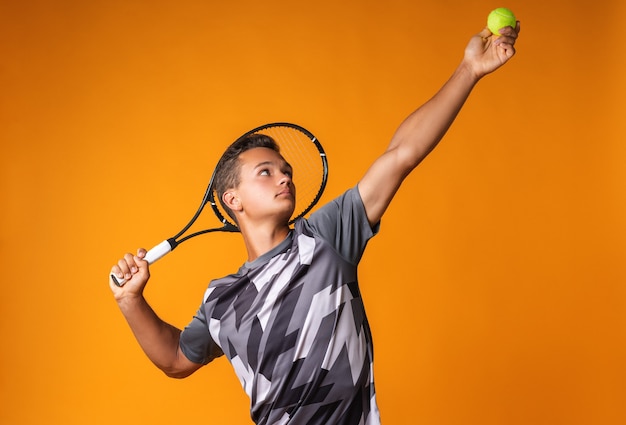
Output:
[{"xmin": 110, "ymin": 240, "xmax": 173, "ymax": 287}]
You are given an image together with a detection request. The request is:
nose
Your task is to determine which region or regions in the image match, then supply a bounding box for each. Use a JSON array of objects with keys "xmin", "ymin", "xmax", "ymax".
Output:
[{"xmin": 279, "ymin": 172, "xmax": 292, "ymax": 185}]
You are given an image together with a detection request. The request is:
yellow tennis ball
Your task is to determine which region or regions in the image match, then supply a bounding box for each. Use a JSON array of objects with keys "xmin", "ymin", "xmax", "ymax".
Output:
[{"xmin": 487, "ymin": 7, "xmax": 516, "ymax": 36}]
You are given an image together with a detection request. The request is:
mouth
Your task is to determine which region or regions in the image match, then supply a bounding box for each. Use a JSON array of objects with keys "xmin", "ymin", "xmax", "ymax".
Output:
[{"xmin": 276, "ymin": 189, "xmax": 293, "ymax": 198}]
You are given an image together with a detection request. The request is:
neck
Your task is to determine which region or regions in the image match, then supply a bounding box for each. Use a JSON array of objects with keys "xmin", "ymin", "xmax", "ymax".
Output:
[{"xmin": 239, "ymin": 221, "xmax": 291, "ymax": 262}]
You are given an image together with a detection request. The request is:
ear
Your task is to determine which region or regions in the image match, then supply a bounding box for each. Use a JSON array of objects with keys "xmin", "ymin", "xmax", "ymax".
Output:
[{"xmin": 222, "ymin": 190, "xmax": 242, "ymax": 212}]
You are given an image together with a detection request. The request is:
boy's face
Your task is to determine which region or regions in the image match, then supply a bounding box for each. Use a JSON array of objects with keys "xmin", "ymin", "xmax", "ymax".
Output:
[{"xmin": 228, "ymin": 147, "xmax": 296, "ymax": 225}]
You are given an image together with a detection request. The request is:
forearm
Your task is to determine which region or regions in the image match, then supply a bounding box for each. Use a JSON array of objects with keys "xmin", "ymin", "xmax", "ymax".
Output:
[
  {"xmin": 116, "ymin": 295, "xmax": 184, "ymax": 375},
  {"xmin": 390, "ymin": 60, "xmax": 480, "ymax": 167},
  {"xmin": 358, "ymin": 61, "xmax": 482, "ymax": 225}
]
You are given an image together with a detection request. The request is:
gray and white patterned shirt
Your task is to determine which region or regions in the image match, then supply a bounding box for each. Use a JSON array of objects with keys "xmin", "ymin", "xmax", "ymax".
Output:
[{"xmin": 180, "ymin": 187, "xmax": 381, "ymax": 424}]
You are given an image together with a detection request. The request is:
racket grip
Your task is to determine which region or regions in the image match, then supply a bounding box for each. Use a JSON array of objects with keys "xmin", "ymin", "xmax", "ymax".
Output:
[{"xmin": 110, "ymin": 240, "xmax": 173, "ymax": 287}]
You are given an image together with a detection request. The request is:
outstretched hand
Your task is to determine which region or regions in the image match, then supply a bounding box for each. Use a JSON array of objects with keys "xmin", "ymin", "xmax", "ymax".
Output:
[{"xmin": 464, "ymin": 22, "xmax": 520, "ymax": 79}]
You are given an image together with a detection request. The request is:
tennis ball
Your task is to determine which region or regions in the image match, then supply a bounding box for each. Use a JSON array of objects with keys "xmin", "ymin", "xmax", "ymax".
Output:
[{"xmin": 487, "ymin": 7, "xmax": 516, "ymax": 36}]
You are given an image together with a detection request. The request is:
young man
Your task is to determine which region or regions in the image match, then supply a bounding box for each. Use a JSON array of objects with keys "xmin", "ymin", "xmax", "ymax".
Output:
[{"xmin": 110, "ymin": 24, "xmax": 520, "ymax": 424}]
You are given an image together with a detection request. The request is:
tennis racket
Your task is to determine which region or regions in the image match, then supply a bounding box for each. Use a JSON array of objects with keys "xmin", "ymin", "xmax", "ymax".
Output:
[{"xmin": 111, "ymin": 122, "xmax": 328, "ymax": 286}]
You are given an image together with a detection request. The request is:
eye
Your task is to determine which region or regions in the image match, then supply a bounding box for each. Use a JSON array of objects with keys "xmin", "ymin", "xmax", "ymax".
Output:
[{"xmin": 259, "ymin": 169, "xmax": 270, "ymax": 176}]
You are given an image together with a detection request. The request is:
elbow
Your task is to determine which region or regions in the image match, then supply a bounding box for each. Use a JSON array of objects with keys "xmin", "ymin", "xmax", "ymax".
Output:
[
  {"xmin": 157, "ymin": 352, "xmax": 203, "ymax": 379},
  {"xmin": 389, "ymin": 143, "xmax": 429, "ymax": 177},
  {"xmin": 165, "ymin": 371, "xmax": 192, "ymax": 380},
  {"xmin": 161, "ymin": 366, "xmax": 194, "ymax": 379}
]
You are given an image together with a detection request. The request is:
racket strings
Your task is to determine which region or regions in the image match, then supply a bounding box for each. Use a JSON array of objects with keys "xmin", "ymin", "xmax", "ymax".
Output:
[
  {"xmin": 205, "ymin": 123, "xmax": 327, "ymax": 233},
  {"xmin": 256, "ymin": 125, "xmax": 326, "ymax": 223}
]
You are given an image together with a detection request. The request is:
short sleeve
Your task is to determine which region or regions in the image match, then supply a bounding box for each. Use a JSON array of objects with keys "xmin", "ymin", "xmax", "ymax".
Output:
[
  {"xmin": 179, "ymin": 303, "xmax": 223, "ymax": 365},
  {"xmin": 306, "ymin": 185, "xmax": 379, "ymax": 265}
]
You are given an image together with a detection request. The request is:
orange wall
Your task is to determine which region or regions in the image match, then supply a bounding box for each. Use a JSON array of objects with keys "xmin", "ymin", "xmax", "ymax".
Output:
[{"xmin": 1, "ymin": 1, "xmax": 625, "ymax": 424}]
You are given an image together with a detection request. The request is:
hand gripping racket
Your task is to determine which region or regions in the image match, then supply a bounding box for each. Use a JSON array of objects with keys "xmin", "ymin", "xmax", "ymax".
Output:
[{"xmin": 111, "ymin": 122, "xmax": 328, "ymax": 286}]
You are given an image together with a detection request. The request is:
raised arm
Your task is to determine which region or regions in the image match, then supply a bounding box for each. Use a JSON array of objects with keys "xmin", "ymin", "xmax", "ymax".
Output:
[
  {"xmin": 358, "ymin": 24, "xmax": 519, "ymax": 226},
  {"xmin": 110, "ymin": 249, "xmax": 203, "ymax": 378}
]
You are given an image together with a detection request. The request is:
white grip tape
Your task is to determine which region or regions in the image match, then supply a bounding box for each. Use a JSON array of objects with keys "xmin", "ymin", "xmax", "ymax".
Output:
[
  {"xmin": 144, "ymin": 240, "xmax": 172, "ymax": 264},
  {"xmin": 110, "ymin": 240, "xmax": 172, "ymax": 287}
]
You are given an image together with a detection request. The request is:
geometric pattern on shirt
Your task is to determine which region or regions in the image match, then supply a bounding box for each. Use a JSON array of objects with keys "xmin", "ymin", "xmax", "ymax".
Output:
[{"xmin": 202, "ymin": 220, "xmax": 380, "ymax": 424}]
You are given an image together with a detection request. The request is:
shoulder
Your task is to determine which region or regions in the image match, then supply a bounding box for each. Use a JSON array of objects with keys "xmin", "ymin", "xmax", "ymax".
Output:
[
  {"xmin": 297, "ymin": 186, "xmax": 379, "ymax": 264},
  {"xmin": 307, "ymin": 186, "xmax": 375, "ymax": 231}
]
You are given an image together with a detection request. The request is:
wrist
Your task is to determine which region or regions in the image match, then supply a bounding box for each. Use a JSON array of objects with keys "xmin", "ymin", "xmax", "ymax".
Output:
[
  {"xmin": 115, "ymin": 291, "xmax": 147, "ymax": 312},
  {"xmin": 457, "ymin": 59, "xmax": 483, "ymax": 84}
]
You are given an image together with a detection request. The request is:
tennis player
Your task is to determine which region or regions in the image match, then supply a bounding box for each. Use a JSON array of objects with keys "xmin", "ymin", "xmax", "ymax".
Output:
[{"xmin": 110, "ymin": 23, "xmax": 520, "ymax": 424}]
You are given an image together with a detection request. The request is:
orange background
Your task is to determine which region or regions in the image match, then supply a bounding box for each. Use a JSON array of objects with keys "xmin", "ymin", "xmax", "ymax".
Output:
[{"xmin": 1, "ymin": 0, "xmax": 625, "ymax": 424}]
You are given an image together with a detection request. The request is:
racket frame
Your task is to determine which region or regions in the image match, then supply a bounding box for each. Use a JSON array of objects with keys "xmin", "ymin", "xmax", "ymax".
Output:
[{"xmin": 111, "ymin": 122, "xmax": 327, "ymax": 287}]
